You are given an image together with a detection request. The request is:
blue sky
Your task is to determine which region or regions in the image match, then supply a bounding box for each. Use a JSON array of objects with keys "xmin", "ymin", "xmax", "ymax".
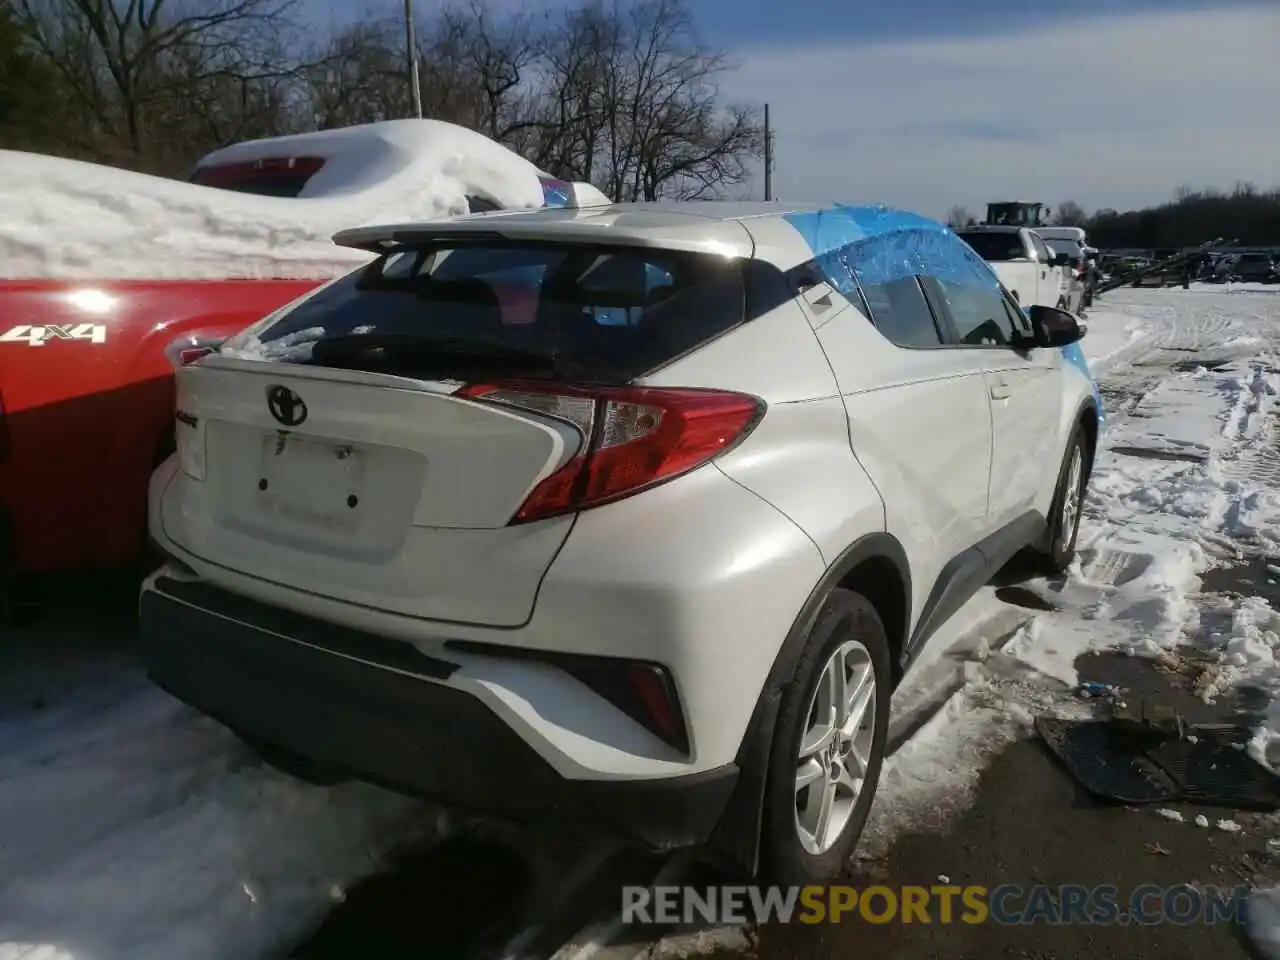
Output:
[
  {"xmin": 311, "ymin": 0, "xmax": 1280, "ymax": 218},
  {"xmin": 675, "ymin": 0, "xmax": 1276, "ymax": 47}
]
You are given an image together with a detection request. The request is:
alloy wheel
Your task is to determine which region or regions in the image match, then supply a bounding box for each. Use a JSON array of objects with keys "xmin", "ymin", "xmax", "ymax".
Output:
[{"xmin": 794, "ymin": 639, "xmax": 877, "ymax": 856}]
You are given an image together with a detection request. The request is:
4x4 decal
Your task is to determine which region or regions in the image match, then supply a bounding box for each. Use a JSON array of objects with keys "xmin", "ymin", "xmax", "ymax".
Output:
[{"xmin": 0, "ymin": 324, "xmax": 107, "ymax": 346}]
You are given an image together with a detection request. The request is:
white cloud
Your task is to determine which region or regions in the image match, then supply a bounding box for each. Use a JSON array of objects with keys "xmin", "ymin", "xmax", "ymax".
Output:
[{"xmin": 724, "ymin": 7, "xmax": 1280, "ymax": 218}]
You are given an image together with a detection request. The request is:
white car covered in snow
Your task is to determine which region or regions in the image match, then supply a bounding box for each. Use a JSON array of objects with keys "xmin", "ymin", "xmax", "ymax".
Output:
[{"xmin": 190, "ymin": 119, "xmax": 610, "ymax": 215}]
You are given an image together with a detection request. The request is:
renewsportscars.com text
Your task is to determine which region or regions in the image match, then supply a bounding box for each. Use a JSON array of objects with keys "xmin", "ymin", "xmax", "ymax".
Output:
[{"xmin": 622, "ymin": 884, "xmax": 1250, "ymax": 926}]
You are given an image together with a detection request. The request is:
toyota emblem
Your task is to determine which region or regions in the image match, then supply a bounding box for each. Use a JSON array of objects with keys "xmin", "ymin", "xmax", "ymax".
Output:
[{"xmin": 266, "ymin": 385, "xmax": 307, "ymax": 427}]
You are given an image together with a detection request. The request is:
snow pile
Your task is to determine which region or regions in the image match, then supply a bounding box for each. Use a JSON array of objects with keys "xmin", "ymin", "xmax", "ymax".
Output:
[
  {"xmin": 0, "ymin": 644, "xmax": 437, "ymax": 960},
  {"xmin": 1218, "ymin": 595, "xmax": 1280, "ymax": 670},
  {"xmin": 860, "ymin": 287, "xmax": 1280, "ymax": 857},
  {"xmin": 0, "ymin": 120, "xmax": 546, "ymax": 281},
  {"xmin": 1078, "ymin": 306, "xmax": 1152, "ymax": 372},
  {"xmin": 1089, "ymin": 349, "xmax": 1280, "ymax": 550},
  {"xmin": 1251, "ymin": 887, "xmax": 1280, "ymax": 960}
]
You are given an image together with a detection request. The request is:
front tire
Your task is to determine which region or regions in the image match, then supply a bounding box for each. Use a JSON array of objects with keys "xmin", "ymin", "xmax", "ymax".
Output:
[
  {"xmin": 759, "ymin": 588, "xmax": 891, "ymax": 884},
  {"xmin": 1031, "ymin": 427, "xmax": 1089, "ymax": 575}
]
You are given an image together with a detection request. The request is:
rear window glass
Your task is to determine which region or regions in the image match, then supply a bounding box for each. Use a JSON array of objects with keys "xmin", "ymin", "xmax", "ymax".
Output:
[
  {"xmin": 1043, "ymin": 238, "xmax": 1083, "ymax": 258},
  {"xmin": 956, "ymin": 232, "xmax": 1026, "ymax": 261},
  {"xmin": 251, "ymin": 242, "xmax": 746, "ymax": 382},
  {"xmin": 191, "ymin": 157, "xmax": 326, "ymax": 198}
]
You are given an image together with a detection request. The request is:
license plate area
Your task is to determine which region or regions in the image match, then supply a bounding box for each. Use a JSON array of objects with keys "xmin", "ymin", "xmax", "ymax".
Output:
[{"xmin": 257, "ymin": 433, "xmax": 367, "ymax": 531}]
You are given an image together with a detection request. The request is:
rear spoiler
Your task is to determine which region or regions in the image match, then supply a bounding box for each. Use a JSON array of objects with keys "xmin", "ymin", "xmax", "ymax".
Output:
[
  {"xmin": 333, "ymin": 177, "xmax": 612, "ymax": 254},
  {"xmin": 332, "ymin": 225, "xmax": 510, "ymax": 253}
]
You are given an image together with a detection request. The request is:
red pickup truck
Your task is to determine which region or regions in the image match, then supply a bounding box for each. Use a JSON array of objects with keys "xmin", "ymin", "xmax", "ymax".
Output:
[{"xmin": 0, "ymin": 119, "xmax": 600, "ymax": 610}]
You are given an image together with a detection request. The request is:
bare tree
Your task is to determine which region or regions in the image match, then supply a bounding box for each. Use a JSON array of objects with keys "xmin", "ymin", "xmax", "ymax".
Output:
[
  {"xmin": 9, "ymin": 0, "xmax": 766, "ymax": 200},
  {"xmin": 0, "ymin": 4, "xmax": 71, "ymax": 152},
  {"xmin": 17, "ymin": 0, "xmax": 299, "ymax": 170},
  {"xmin": 946, "ymin": 205, "xmax": 970, "ymax": 228},
  {"xmin": 305, "ymin": 19, "xmax": 408, "ymax": 129},
  {"xmin": 433, "ymin": 2, "xmax": 540, "ymax": 141},
  {"xmin": 1053, "ymin": 200, "xmax": 1088, "ymax": 226},
  {"xmin": 573, "ymin": 0, "xmax": 764, "ymax": 200}
]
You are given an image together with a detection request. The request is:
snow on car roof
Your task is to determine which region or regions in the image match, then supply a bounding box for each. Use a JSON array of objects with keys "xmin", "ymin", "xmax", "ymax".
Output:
[
  {"xmin": 193, "ymin": 119, "xmax": 541, "ymax": 205},
  {"xmin": 1, "ymin": 120, "xmax": 547, "ymax": 280}
]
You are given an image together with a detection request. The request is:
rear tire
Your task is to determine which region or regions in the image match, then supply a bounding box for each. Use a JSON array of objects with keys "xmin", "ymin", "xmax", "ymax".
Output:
[
  {"xmin": 1030, "ymin": 426, "xmax": 1089, "ymax": 575},
  {"xmin": 758, "ymin": 588, "xmax": 891, "ymax": 884}
]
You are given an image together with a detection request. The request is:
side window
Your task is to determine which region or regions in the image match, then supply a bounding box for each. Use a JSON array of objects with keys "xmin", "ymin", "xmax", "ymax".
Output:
[
  {"xmin": 465, "ymin": 195, "xmax": 502, "ymax": 214},
  {"xmin": 856, "ymin": 275, "xmax": 944, "ymax": 348},
  {"xmin": 1029, "ymin": 233, "xmax": 1052, "ymax": 263},
  {"xmin": 935, "ymin": 279, "xmax": 1018, "ymax": 346},
  {"xmin": 1001, "ymin": 291, "xmax": 1032, "ymax": 334}
]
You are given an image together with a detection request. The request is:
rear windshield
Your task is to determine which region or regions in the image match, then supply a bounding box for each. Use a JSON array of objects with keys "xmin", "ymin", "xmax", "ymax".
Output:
[
  {"xmin": 191, "ymin": 157, "xmax": 326, "ymax": 198},
  {"xmin": 1043, "ymin": 238, "xmax": 1084, "ymax": 258},
  {"xmin": 247, "ymin": 241, "xmax": 746, "ymax": 382},
  {"xmin": 956, "ymin": 232, "xmax": 1026, "ymax": 261}
]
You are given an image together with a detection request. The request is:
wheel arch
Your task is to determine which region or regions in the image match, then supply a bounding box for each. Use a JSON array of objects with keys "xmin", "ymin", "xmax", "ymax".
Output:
[
  {"xmin": 706, "ymin": 532, "xmax": 911, "ymax": 876},
  {"xmin": 1077, "ymin": 396, "xmax": 1099, "ymax": 473}
]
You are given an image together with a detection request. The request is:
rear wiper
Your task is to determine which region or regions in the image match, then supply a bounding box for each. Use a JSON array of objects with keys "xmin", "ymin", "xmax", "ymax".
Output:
[{"xmin": 307, "ymin": 333, "xmax": 564, "ymax": 375}]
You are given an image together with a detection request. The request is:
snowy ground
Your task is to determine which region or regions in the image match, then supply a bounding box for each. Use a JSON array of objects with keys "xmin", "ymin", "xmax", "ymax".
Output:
[{"xmin": 4, "ymin": 285, "xmax": 1280, "ymax": 959}]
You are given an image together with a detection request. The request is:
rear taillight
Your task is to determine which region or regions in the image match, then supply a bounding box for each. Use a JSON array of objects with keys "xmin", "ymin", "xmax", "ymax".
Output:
[
  {"xmin": 178, "ymin": 347, "xmax": 215, "ymax": 366},
  {"xmin": 455, "ymin": 380, "xmax": 763, "ymax": 524},
  {"xmin": 164, "ymin": 335, "xmax": 222, "ymax": 369}
]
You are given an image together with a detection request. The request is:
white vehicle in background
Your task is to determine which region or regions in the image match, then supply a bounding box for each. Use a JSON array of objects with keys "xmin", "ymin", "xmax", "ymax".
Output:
[
  {"xmin": 1036, "ymin": 226, "xmax": 1093, "ymax": 312},
  {"xmin": 954, "ymin": 224, "xmax": 1070, "ymax": 310}
]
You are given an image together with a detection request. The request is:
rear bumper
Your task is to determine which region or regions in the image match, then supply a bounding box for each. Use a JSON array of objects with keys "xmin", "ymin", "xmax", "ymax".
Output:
[{"xmin": 139, "ymin": 576, "xmax": 738, "ymax": 851}]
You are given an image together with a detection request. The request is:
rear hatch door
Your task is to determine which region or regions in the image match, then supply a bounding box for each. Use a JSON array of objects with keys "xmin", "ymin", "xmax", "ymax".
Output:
[{"xmin": 162, "ymin": 218, "xmax": 752, "ymax": 626}]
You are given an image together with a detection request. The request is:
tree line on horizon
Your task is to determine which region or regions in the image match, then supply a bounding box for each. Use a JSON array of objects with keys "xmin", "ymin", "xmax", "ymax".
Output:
[
  {"xmin": 947, "ymin": 185, "xmax": 1280, "ymax": 250},
  {"xmin": 0, "ymin": 0, "xmax": 765, "ymax": 201},
  {"xmin": 3, "ymin": 0, "xmax": 1276, "ymax": 242}
]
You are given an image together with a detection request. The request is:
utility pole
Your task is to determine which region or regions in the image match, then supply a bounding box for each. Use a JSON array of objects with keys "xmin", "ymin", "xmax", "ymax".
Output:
[
  {"xmin": 763, "ymin": 103, "xmax": 773, "ymax": 201},
  {"xmin": 404, "ymin": 0, "xmax": 423, "ymax": 118}
]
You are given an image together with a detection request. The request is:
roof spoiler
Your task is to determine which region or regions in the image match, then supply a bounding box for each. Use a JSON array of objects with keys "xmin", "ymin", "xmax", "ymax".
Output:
[{"xmin": 331, "ymin": 225, "xmax": 509, "ymax": 252}]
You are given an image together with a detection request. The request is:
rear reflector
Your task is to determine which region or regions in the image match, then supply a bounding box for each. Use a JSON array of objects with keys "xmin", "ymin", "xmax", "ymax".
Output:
[
  {"xmin": 447, "ymin": 640, "xmax": 690, "ymax": 754},
  {"xmin": 455, "ymin": 380, "xmax": 763, "ymax": 523}
]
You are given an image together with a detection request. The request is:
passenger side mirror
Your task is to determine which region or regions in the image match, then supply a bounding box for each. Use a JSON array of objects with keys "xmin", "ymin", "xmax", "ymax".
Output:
[{"xmin": 1027, "ymin": 304, "xmax": 1085, "ymax": 348}]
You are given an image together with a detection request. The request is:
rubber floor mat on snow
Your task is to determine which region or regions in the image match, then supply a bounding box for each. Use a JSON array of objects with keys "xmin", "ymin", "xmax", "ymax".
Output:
[
  {"xmin": 1035, "ymin": 716, "xmax": 1179, "ymax": 804},
  {"xmin": 1147, "ymin": 726, "xmax": 1280, "ymax": 811},
  {"xmin": 1037, "ymin": 716, "xmax": 1280, "ymax": 810}
]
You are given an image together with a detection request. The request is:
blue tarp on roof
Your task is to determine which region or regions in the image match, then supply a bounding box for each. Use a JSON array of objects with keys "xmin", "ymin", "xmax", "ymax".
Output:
[
  {"xmin": 539, "ymin": 176, "xmax": 571, "ymax": 208},
  {"xmin": 783, "ymin": 204, "xmax": 1000, "ymax": 290},
  {"xmin": 785, "ymin": 203, "xmax": 1103, "ymax": 420}
]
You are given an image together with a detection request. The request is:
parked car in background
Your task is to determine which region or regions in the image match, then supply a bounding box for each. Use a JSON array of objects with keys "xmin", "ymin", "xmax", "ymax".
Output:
[
  {"xmin": 141, "ymin": 200, "xmax": 1099, "ymax": 885},
  {"xmin": 0, "ymin": 119, "xmax": 606, "ymax": 607},
  {"xmin": 954, "ymin": 225, "xmax": 1070, "ymax": 309},
  {"xmin": 1036, "ymin": 227, "xmax": 1091, "ymax": 313},
  {"xmin": 1229, "ymin": 253, "xmax": 1279, "ymax": 284},
  {"xmin": 1116, "ymin": 255, "xmax": 1152, "ymax": 274}
]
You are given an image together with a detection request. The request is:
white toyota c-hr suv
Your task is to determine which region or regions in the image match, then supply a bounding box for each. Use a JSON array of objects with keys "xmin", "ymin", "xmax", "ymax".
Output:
[{"xmin": 141, "ymin": 201, "xmax": 1099, "ymax": 883}]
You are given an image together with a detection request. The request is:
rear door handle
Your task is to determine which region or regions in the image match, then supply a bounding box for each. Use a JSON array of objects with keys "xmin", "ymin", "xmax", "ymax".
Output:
[{"xmin": 989, "ymin": 382, "xmax": 1011, "ymax": 400}]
